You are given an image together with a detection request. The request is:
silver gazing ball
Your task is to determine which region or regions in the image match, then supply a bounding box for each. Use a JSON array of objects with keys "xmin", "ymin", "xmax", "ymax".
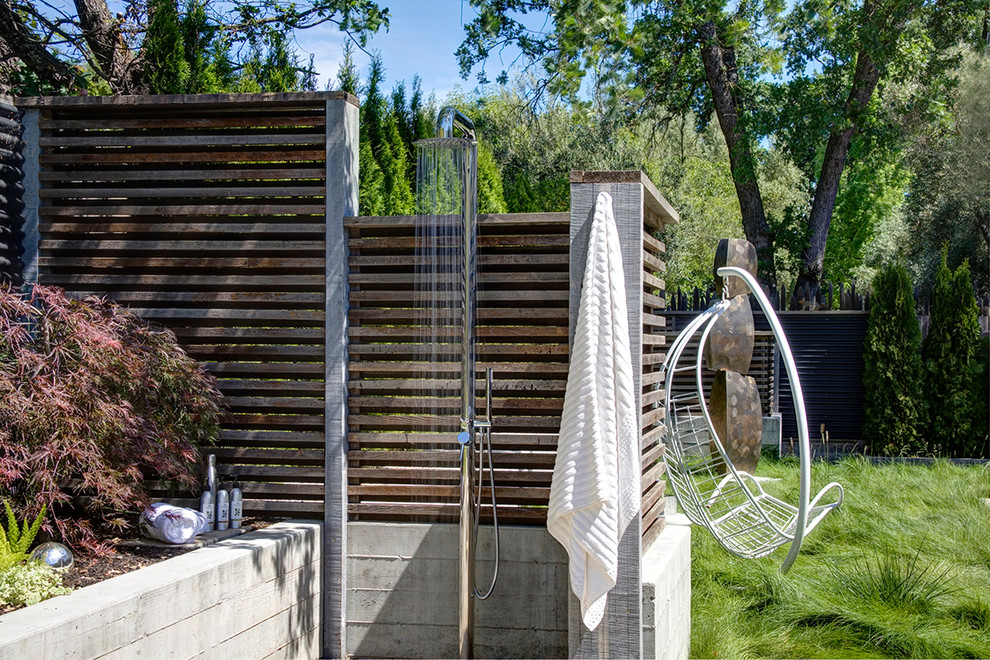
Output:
[{"xmin": 30, "ymin": 542, "xmax": 74, "ymax": 570}]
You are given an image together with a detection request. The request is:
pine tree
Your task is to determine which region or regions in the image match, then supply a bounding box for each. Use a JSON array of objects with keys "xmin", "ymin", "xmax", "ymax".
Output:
[
  {"xmin": 862, "ymin": 263, "xmax": 927, "ymax": 456},
  {"xmin": 923, "ymin": 252, "xmax": 982, "ymax": 457},
  {"xmin": 144, "ymin": 0, "xmax": 190, "ymax": 94}
]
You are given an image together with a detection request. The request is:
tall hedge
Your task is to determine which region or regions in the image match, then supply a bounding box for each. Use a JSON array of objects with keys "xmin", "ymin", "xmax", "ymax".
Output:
[
  {"xmin": 971, "ymin": 335, "xmax": 989, "ymax": 458},
  {"xmin": 862, "ymin": 263, "xmax": 927, "ymax": 456},
  {"xmin": 923, "ymin": 254, "xmax": 983, "ymax": 457}
]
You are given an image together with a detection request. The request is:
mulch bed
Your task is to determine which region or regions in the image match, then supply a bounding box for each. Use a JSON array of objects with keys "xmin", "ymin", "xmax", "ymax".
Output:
[
  {"xmin": 1, "ymin": 517, "xmax": 279, "ymax": 616},
  {"xmin": 63, "ymin": 542, "xmax": 195, "ymax": 591}
]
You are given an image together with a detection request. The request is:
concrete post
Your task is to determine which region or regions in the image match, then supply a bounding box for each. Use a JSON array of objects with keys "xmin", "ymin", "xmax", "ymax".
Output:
[
  {"xmin": 323, "ymin": 93, "xmax": 359, "ymax": 660},
  {"xmin": 566, "ymin": 171, "xmax": 646, "ymax": 659}
]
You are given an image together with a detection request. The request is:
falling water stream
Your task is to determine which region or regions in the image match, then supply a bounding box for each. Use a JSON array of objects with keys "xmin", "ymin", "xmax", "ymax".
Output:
[{"xmin": 415, "ymin": 113, "xmax": 498, "ymax": 659}]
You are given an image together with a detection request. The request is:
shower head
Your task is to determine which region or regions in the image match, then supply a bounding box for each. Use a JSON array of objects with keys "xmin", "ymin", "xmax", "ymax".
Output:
[{"xmin": 437, "ymin": 106, "xmax": 476, "ymax": 142}]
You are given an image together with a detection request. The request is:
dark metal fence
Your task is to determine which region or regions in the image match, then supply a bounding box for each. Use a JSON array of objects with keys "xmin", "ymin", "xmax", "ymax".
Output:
[{"xmin": 0, "ymin": 96, "xmax": 24, "ymax": 287}]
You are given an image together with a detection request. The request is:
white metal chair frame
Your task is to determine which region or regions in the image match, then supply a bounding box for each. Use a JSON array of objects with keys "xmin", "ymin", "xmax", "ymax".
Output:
[{"xmin": 663, "ymin": 266, "xmax": 843, "ymax": 573}]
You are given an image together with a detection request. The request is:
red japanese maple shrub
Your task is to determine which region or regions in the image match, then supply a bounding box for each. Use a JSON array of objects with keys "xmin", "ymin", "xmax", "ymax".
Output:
[{"xmin": 0, "ymin": 285, "xmax": 222, "ymax": 552}]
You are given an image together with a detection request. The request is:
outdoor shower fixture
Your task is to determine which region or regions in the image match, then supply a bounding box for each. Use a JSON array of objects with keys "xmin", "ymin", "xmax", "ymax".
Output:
[{"xmin": 416, "ymin": 107, "xmax": 499, "ymax": 660}]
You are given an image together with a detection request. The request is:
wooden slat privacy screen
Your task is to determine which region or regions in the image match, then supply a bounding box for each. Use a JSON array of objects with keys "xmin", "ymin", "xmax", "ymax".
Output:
[
  {"xmin": 22, "ymin": 95, "xmax": 676, "ymax": 531},
  {"xmin": 345, "ymin": 212, "xmax": 569, "ymax": 523},
  {"xmin": 25, "ymin": 93, "xmax": 349, "ymax": 517},
  {"xmin": 641, "ymin": 224, "xmax": 668, "ymax": 549}
]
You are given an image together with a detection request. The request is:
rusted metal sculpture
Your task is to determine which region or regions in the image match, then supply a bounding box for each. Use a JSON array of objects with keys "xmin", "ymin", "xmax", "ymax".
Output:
[{"xmin": 706, "ymin": 238, "xmax": 762, "ymax": 474}]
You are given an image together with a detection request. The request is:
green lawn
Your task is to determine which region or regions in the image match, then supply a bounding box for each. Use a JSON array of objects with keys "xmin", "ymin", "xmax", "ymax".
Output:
[{"xmin": 688, "ymin": 456, "xmax": 990, "ymax": 659}]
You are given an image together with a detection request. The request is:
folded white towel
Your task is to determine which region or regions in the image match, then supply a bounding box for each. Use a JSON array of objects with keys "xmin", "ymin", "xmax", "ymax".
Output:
[
  {"xmin": 139, "ymin": 502, "xmax": 208, "ymax": 544},
  {"xmin": 548, "ymin": 191, "xmax": 640, "ymax": 631}
]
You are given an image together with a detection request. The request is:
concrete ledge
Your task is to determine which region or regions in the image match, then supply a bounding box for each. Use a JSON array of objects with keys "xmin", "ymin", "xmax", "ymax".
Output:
[
  {"xmin": 0, "ymin": 521, "xmax": 321, "ymax": 660},
  {"xmin": 643, "ymin": 521, "xmax": 692, "ymax": 660}
]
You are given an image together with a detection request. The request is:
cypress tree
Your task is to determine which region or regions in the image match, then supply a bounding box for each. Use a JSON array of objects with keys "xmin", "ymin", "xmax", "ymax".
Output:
[
  {"xmin": 144, "ymin": 0, "xmax": 190, "ymax": 94},
  {"xmin": 478, "ymin": 141, "xmax": 507, "ymax": 214},
  {"xmin": 923, "ymin": 252, "xmax": 982, "ymax": 456},
  {"xmin": 391, "ymin": 81, "xmax": 413, "ymax": 153},
  {"xmin": 259, "ymin": 29, "xmax": 298, "ymax": 92},
  {"xmin": 862, "ymin": 263, "xmax": 927, "ymax": 456},
  {"xmin": 362, "ymin": 55, "xmax": 387, "ymax": 157},
  {"xmin": 379, "ymin": 111, "xmax": 415, "ymax": 215},
  {"xmin": 358, "ymin": 135, "xmax": 386, "ymax": 217},
  {"xmin": 971, "ymin": 335, "xmax": 989, "ymax": 458},
  {"xmin": 180, "ymin": 0, "xmax": 219, "ymax": 93},
  {"xmin": 301, "ymin": 54, "xmax": 318, "ymax": 92},
  {"xmin": 334, "ymin": 43, "xmax": 360, "ymax": 95},
  {"xmin": 208, "ymin": 32, "xmax": 237, "ymax": 90},
  {"xmin": 410, "ymin": 75, "xmax": 434, "ymax": 141},
  {"xmin": 504, "ymin": 176, "xmax": 536, "ymax": 213}
]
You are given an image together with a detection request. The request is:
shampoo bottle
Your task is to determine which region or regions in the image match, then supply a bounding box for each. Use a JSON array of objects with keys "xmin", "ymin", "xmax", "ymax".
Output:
[
  {"xmin": 199, "ymin": 489, "xmax": 214, "ymax": 532},
  {"xmin": 230, "ymin": 482, "xmax": 243, "ymax": 529},
  {"xmin": 201, "ymin": 454, "xmax": 217, "ymax": 531},
  {"xmin": 216, "ymin": 483, "xmax": 230, "ymax": 531}
]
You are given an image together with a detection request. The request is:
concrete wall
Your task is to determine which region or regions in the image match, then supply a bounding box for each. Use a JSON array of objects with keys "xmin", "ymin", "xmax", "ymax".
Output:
[
  {"xmin": 0, "ymin": 521, "xmax": 320, "ymax": 660},
  {"xmin": 643, "ymin": 520, "xmax": 692, "ymax": 660},
  {"xmin": 347, "ymin": 522, "xmax": 569, "ymax": 659},
  {"xmin": 346, "ymin": 520, "xmax": 692, "ymax": 660}
]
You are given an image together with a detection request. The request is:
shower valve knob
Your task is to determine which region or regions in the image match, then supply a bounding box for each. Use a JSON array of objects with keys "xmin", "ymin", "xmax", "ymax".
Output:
[{"xmin": 457, "ymin": 430, "xmax": 471, "ymax": 445}]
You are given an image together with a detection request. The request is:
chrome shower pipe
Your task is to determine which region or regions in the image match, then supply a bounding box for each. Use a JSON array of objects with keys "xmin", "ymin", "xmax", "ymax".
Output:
[{"xmin": 437, "ymin": 107, "xmax": 479, "ymax": 660}]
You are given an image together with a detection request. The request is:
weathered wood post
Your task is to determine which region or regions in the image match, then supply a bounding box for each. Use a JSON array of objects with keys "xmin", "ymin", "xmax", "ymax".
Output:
[
  {"xmin": 323, "ymin": 93, "xmax": 359, "ymax": 660},
  {"xmin": 567, "ymin": 171, "xmax": 678, "ymax": 658}
]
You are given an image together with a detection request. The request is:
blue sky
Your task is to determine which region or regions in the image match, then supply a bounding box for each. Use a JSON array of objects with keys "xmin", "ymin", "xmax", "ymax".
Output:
[{"xmin": 295, "ymin": 1, "xmax": 503, "ymax": 100}]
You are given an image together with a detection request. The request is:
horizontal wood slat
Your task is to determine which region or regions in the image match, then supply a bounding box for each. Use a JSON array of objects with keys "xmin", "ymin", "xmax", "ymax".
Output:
[
  {"xmin": 346, "ymin": 212, "xmax": 569, "ymax": 524},
  {"xmin": 35, "ymin": 96, "xmax": 332, "ymax": 518},
  {"xmin": 642, "ymin": 223, "xmax": 668, "ymax": 542}
]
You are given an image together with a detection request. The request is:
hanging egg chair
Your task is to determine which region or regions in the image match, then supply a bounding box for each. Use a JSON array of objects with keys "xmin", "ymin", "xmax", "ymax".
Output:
[{"xmin": 662, "ymin": 266, "xmax": 843, "ymax": 573}]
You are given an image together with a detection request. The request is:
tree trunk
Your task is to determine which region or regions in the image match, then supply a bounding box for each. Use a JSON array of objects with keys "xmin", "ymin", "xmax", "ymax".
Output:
[
  {"xmin": 975, "ymin": 205, "xmax": 989, "ymax": 251},
  {"xmin": 796, "ymin": 50, "xmax": 881, "ymax": 298},
  {"xmin": 697, "ymin": 21, "xmax": 778, "ymax": 303},
  {"xmin": 0, "ymin": 1, "xmax": 79, "ymax": 92},
  {"xmin": 73, "ymin": 0, "xmax": 143, "ymax": 93}
]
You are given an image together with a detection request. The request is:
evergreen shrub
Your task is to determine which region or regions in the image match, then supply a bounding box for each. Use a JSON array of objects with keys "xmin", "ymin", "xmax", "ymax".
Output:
[
  {"xmin": 862, "ymin": 263, "xmax": 927, "ymax": 455},
  {"xmin": 923, "ymin": 253, "xmax": 983, "ymax": 457},
  {"xmin": 972, "ymin": 335, "xmax": 989, "ymax": 458},
  {"xmin": 0, "ymin": 285, "xmax": 223, "ymax": 552}
]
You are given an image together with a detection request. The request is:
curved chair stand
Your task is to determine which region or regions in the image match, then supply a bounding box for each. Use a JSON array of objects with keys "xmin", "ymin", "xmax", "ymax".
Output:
[{"xmin": 662, "ymin": 266, "xmax": 843, "ymax": 573}]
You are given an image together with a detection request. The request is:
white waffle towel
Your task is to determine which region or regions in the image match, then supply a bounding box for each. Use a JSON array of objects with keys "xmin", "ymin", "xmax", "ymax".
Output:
[
  {"xmin": 548, "ymin": 191, "xmax": 640, "ymax": 631},
  {"xmin": 139, "ymin": 502, "xmax": 208, "ymax": 544}
]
